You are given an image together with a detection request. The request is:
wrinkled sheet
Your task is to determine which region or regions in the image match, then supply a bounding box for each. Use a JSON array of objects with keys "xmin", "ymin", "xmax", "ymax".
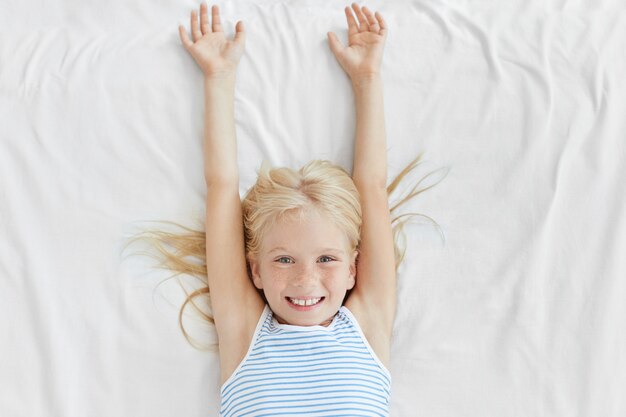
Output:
[{"xmin": 1, "ymin": 0, "xmax": 625, "ymax": 416}]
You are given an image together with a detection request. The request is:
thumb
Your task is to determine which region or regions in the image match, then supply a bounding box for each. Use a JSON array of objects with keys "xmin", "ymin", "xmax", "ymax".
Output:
[
  {"xmin": 327, "ymin": 31, "xmax": 344, "ymax": 55},
  {"xmin": 234, "ymin": 21, "xmax": 246, "ymax": 44}
]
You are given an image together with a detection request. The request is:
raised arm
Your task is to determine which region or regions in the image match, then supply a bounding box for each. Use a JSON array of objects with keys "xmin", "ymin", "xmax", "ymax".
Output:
[
  {"xmin": 179, "ymin": 3, "xmax": 265, "ymax": 386},
  {"xmin": 328, "ymin": 4, "xmax": 396, "ymax": 339},
  {"xmin": 178, "ymin": 2, "xmax": 246, "ymax": 184},
  {"xmin": 202, "ymin": 75, "xmax": 238, "ymax": 184},
  {"xmin": 351, "ymin": 74, "xmax": 386, "ymax": 187},
  {"xmin": 327, "ymin": 4, "xmax": 388, "ymax": 186}
]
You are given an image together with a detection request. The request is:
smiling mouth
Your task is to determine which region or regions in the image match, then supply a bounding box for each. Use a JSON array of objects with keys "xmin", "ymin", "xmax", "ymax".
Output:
[{"xmin": 285, "ymin": 297, "xmax": 325, "ymax": 307}]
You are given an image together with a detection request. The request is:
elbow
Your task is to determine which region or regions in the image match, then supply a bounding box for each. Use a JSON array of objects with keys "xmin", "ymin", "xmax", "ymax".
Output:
[{"xmin": 352, "ymin": 176, "xmax": 388, "ymax": 191}]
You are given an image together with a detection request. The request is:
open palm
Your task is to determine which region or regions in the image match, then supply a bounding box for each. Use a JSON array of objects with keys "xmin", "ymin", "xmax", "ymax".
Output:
[
  {"xmin": 178, "ymin": 3, "xmax": 246, "ymax": 78},
  {"xmin": 328, "ymin": 4, "xmax": 388, "ymax": 80}
]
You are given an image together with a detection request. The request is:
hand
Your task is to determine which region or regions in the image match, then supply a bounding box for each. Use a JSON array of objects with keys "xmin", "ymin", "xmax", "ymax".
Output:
[
  {"xmin": 327, "ymin": 3, "xmax": 388, "ymax": 81},
  {"xmin": 178, "ymin": 2, "xmax": 246, "ymax": 79}
]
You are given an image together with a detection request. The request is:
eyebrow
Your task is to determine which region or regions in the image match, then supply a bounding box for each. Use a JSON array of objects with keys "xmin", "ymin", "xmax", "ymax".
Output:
[{"xmin": 268, "ymin": 246, "xmax": 344, "ymax": 254}]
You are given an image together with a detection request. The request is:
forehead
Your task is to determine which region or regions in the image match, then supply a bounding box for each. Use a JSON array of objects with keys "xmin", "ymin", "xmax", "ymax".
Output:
[
  {"xmin": 263, "ymin": 209, "xmax": 348, "ymax": 253},
  {"xmin": 268, "ymin": 246, "xmax": 345, "ymax": 254}
]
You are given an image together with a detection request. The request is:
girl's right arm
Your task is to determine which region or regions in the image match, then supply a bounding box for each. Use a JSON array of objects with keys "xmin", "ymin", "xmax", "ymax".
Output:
[
  {"xmin": 178, "ymin": 2, "xmax": 246, "ymax": 183},
  {"xmin": 179, "ymin": 3, "xmax": 265, "ymax": 385},
  {"xmin": 202, "ymin": 75, "xmax": 238, "ymax": 184}
]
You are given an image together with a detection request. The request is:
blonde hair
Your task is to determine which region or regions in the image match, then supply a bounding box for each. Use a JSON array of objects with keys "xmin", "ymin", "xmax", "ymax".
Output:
[
  {"xmin": 243, "ymin": 159, "xmax": 362, "ymax": 263},
  {"xmin": 122, "ymin": 152, "xmax": 447, "ymax": 350}
]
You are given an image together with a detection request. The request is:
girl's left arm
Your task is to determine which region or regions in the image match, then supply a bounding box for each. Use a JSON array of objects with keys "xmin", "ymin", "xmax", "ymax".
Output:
[
  {"xmin": 350, "ymin": 75, "xmax": 397, "ymax": 337},
  {"xmin": 328, "ymin": 4, "xmax": 396, "ymax": 336},
  {"xmin": 327, "ymin": 3, "xmax": 388, "ymax": 184},
  {"xmin": 351, "ymin": 74, "xmax": 386, "ymax": 186}
]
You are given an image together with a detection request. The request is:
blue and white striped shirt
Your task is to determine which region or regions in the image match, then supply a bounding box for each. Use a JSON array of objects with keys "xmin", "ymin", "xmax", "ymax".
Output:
[{"xmin": 219, "ymin": 304, "xmax": 392, "ymax": 417}]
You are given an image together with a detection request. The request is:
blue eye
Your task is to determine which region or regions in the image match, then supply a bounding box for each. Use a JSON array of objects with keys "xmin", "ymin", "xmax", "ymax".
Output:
[
  {"xmin": 276, "ymin": 257, "xmax": 292, "ymax": 264},
  {"xmin": 275, "ymin": 256, "xmax": 334, "ymax": 263}
]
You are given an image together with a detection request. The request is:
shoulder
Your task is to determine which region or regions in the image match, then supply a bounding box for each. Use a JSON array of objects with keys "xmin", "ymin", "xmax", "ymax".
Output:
[
  {"xmin": 344, "ymin": 293, "xmax": 392, "ymax": 370},
  {"xmin": 218, "ymin": 297, "xmax": 267, "ymax": 387}
]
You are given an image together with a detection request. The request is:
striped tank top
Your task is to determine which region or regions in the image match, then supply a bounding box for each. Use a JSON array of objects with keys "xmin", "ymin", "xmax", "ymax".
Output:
[{"xmin": 219, "ymin": 304, "xmax": 392, "ymax": 417}]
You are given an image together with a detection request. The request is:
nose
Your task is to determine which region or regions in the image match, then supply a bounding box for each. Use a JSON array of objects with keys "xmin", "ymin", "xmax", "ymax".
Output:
[{"xmin": 291, "ymin": 264, "xmax": 318, "ymax": 287}]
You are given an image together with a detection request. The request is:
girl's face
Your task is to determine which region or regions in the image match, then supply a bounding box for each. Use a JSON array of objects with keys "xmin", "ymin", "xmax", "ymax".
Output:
[{"xmin": 249, "ymin": 208, "xmax": 358, "ymax": 327}]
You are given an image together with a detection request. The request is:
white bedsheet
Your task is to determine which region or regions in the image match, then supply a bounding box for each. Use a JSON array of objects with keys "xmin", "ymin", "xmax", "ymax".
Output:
[{"xmin": 1, "ymin": 1, "xmax": 625, "ymax": 416}]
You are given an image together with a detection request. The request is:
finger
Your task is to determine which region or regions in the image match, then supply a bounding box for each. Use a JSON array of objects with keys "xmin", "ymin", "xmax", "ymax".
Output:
[
  {"xmin": 362, "ymin": 6, "xmax": 379, "ymax": 32},
  {"xmin": 233, "ymin": 20, "xmax": 246, "ymax": 45},
  {"xmin": 375, "ymin": 11, "xmax": 388, "ymax": 37},
  {"xmin": 178, "ymin": 25, "xmax": 194, "ymax": 50},
  {"xmin": 327, "ymin": 31, "xmax": 344, "ymax": 55},
  {"xmin": 344, "ymin": 6, "xmax": 359, "ymax": 37},
  {"xmin": 351, "ymin": 3, "xmax": 369, "ymax": 32},
  {"xmin": 211, "ymin": 5, "xmax": 224, "ymax": 32},
  {"xmin": 200, "ymin": 2, "xmax": 211, "ymax": 35},
  {"xmin": 191, "ymin": 9, "xmax": 202, "ymax": 42}
]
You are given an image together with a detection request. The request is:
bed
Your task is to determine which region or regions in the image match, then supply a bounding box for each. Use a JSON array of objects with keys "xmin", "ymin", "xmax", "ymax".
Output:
[{"xmin": 1, "ymin": 0, "xmax": 625, "ymax": 416}]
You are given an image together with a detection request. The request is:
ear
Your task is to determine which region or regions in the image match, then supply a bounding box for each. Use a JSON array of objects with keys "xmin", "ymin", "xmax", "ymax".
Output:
[
  {"xmin": 248, "ymin": 257, "xmax": 264, "ymax": 289},
  {"xmin": 347, "ymin": 250, "xmax": 358, "ymax": 290}
]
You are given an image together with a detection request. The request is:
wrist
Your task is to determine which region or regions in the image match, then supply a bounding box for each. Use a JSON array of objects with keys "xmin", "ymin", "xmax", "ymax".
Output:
[
  {"xmin": 203, "ymin": 72, "xmax": 236, "ymax": 85},
  {"xmin": 351, "ymin": 73, "xmax": 381, "ymax": 88},
  {"xmin": 351, "ymin": 74, "xmax": 382, "ymax": 94}
]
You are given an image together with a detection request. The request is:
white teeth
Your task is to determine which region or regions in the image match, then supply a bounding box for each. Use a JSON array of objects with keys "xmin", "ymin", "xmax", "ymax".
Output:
[{"xmin": 289, "ymin": 297, "xmax": 321, "ymax": 306}]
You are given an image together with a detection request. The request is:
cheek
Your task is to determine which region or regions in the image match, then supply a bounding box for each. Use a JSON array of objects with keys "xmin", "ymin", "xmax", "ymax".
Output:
[
  {"xmin": 263, "ymin": 270, "xmax": 290, "ymax": 290},
  {"xmin": 322, "ymin": 269, "xmax": 351, "ymax": 287}
]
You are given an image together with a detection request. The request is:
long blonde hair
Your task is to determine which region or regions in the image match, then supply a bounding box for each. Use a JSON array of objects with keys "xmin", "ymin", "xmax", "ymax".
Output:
[{"xmin": 122, "ymin": 152, "xmax": 447, "ymax": 350}]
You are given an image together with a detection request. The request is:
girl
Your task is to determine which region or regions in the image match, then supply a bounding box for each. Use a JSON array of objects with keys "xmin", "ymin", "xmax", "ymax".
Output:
[{"xmin": 135, "ymin": 2, "xmax": 444, "ymax": 415}]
